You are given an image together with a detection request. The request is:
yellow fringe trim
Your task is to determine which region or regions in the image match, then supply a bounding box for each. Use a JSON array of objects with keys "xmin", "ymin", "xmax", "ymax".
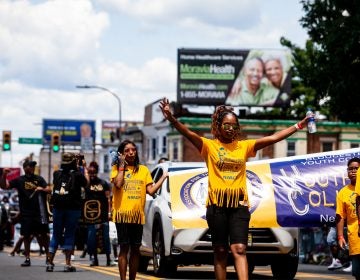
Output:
[
  {"xmin": 113, "ymin": 209, "xmax": 143, "ymax": 224},
  {"xmin": 208, "ymin": 187, "xmax": 250, "ymax": 208}
]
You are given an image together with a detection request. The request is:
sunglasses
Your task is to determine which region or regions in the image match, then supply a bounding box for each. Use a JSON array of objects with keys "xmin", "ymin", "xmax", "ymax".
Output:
[{"xmin": 222, "ymin": 123, "xmax": 239, "ymax": 130}]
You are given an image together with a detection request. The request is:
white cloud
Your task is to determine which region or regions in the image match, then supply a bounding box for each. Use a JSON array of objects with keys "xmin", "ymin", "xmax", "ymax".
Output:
[{"xmin": 0, "ymin": 0, "xmax": 109, "ymax": 88}]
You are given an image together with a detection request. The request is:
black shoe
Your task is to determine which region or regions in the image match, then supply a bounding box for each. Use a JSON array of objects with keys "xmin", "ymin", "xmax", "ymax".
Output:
[
  {"xmin": 46, "ymin": 263, "xmax": 54, "ymax": 272},
  {"xmin": 90, "ymin": 260, "xmax": 99, "ymax": 267},
  {"xmin": 106, "ymin": 259, "xmax": 116, "ymax": 266},
  {"xmin": 21, "ymin": 258, "xmax": 31, "ymax": 267},
  {"xmin": 64, "ymin": 265, "xmax": 76, "ymax": 272},
  {"xmin": 80, "ymin": 250, "xmax": 87, "ymax": 258}
]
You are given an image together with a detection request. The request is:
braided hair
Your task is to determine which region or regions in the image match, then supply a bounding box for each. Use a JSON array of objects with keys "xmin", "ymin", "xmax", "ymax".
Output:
[{"xmin": 211, "ymin": 105, "xmax": 241, "ymax": 140}]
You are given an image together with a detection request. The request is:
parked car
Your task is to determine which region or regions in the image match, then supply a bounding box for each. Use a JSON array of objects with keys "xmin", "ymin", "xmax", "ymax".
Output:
[{"xmin": 140, "ymin": 161, "xmax": 299, "ymax": 279}]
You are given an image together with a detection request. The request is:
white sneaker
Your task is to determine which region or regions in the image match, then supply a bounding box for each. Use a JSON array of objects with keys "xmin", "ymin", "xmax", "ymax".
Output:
[
  {"xmin": 328, "ymin": 258, "xmax": 342, "ymax": 270},
  {"xmin": 343, "ymin": 264, "xmax": 352, "ymax": 272}
]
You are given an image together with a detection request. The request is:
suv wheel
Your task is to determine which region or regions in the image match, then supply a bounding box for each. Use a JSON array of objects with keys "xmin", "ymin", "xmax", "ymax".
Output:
[
  {"xmin": 152, "ymin": 223, "xmax": 177, "ymax": 276},
  {"xmin": 271, "ymin": 254, "xmax": 298, "ymax": 280}
]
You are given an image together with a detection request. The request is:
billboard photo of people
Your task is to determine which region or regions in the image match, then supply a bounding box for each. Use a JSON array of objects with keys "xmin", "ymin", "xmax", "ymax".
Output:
[
  {"xmin": 226, "ymin": 50, "xmax": 292, "ymax": 107},
  {"xmin": 177, "ymin": 48, "xmax": 292, "ymax": 108}
]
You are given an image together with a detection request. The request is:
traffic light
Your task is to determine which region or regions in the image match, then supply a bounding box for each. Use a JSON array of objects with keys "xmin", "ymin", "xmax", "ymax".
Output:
[
  {"xmin": 51, "ymin": 132, "xmax": 61, "ymax": 153},
  {"xmin": 2, "ymin": 131, "xmax": 11, "ymax": 151}
]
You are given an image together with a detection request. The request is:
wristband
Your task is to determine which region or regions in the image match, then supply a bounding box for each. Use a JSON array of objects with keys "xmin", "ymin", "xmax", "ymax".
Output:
[
  {"xmin": 118, "ymin": 167, "xmax": 125, "ymax": 171},
  {"xmin": 294, "ymin": 122, "xmax": 303, "ymax": 130},
  {"xmin": 338, "ymin": 235, "xmax": 344, "ymax": 240}
]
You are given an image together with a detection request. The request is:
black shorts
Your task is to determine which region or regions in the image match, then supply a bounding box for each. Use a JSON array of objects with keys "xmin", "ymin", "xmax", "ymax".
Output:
[
  {"xmin": 115, "ymin": 223, "xmax": 143, "ymax": 246},
  {"xmin": 20, "ymin": 218, "xmax": 49, "ymax": 238},
  {"xmin": 206, "ymin": 205, "xmax": 250, "ymax": 246}
]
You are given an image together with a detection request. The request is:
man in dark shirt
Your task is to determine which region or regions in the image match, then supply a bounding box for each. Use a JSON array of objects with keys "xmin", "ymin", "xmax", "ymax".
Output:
[
  {"xmin": 83, "ymin": 161, "xmax": 114, "ymax": 266},
  {"xmin": 0, "ymin": 160, "xmax": 51, "ymax": 267}
]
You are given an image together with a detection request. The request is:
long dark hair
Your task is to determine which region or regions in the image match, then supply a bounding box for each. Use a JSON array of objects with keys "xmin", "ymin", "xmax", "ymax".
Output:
[
  {"xmin": 211, "ymin": 105, "xmax": 241, "ymax": 140},
  {"xmin": 117, "ymin": 139, "xmax": 140, "ymax": 173}
]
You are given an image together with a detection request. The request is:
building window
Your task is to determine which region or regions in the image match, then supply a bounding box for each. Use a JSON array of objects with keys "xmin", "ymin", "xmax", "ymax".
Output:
[
  {"xmin": 162, "ymin": 136, "xmax": 167, "ymax": 154},
  {"xmin": 287, "ymin": 141, "xmax": 296, "ymax": 157},
  {"xmin": 322, "ymin": 142, "xmax": 334, "ymax": 152},
  {"xmin": 351, "ymin": 143, "xmax": 359, "ymax": 149},
  {"xmin": 173, "ymin": 140, "xmax": 179, "ymax": 161},
  {"xmin": 152, "ymin": 138, "xmax": 157, "ymax": 160},
  {"xmin": 147, "ymin": 138, "xmax": 151, "ymax": 161}
]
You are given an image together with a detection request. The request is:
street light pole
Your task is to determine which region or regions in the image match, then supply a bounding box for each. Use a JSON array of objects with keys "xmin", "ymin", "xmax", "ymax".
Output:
[{"xmin": 76, "ymin": 85, "xmax": 122, "ymax": 141}]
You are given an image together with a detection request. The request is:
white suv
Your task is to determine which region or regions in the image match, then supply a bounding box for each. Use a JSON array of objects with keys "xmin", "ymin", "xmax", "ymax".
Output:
[{"xmin": 140, "ymin": 161, "xmax": 299, "ymax": 279}]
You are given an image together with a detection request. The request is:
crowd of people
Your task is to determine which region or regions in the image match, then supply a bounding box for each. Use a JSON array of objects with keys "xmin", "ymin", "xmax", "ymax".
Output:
[{"xmin": 1, "ymin": 100, "xmax": 360, "ymax": 280}]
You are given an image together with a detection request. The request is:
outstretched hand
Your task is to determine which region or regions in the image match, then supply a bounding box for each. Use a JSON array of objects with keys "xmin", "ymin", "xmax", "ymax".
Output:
[{"xmin": 159, "ymin": 98, "xmax": 173, "ymax": 121}]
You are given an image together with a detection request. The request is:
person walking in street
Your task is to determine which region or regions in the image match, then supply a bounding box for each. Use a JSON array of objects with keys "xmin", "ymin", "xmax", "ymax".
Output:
[
  {"xmin": 0, "ymin": 160, "xmax": 51, "ymax": 267},
  {"xmin": 159, "ymin": 97, "xmax": 310, "ymax": 280},
  {"xmin": 110, "ymin": 140, "xmax": 167, "ymax": 280},
  {"xmin": 337, "ymin": 157, "xmax": 360, "ymax": 279},
  {"xmin": 46, "ymin": 153, "xmax": 88, "ymax": 272},
  {"xmin": 84, "ymin": 161, "xmax": 115, "ymax": 267}
]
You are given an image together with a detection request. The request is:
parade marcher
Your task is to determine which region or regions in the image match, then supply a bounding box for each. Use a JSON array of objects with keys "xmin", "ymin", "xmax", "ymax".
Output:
[
  {"xmin": 159, "ymin": 97, "xmax": 310, "ymax": 280},
  {"xmin": 0, "ymin": 160, "xmax": 51, "ymax": 267},
  {"xmin": 110, "ymin": 140, "xmax": 167, "ymax": 280},
  {"xmin": 337, "ymin": 157, "xmax": 360, "ymax": 279},
  {"xmin": 84, "ymin": 161, "xmax": 115, "ymax": 267},
  {"xmin": 46, "ymin": 153, "xmax": 88, "ymax": 272}
]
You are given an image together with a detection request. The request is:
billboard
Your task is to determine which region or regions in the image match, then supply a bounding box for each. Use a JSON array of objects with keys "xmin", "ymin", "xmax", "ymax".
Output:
[
  {"xmin": 101, "ymin": 120, "xmax": 120, "ymax": 144},
  {"xmin": 42, "ymin": 119, "xmax": 96, "ymax": 144},
  {"xmin": 177, "ymin": 48, "xmax": 292, "ymax": 107},
  {"xmin": 169, "ymin": 148, "xmax": 360, "ymax": 229}
]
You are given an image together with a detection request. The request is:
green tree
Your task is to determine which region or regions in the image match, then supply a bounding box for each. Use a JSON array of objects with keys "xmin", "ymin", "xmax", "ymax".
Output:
[
  {"xmin": 283, "ymin": 0, "xmax": 360, "ymax": 122},
  {"xmin": 280, "ymin": 38, "xmax": 329, "ymax": 119}
]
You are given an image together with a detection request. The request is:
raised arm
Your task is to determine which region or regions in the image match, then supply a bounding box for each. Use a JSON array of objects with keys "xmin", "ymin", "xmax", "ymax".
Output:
[
  {"xmin": 159, "ymin": 98, "xmax": 203, "ymax": 152},
  {"xmin": 254, "ymin": 116, "xmax": 310, "ymax": 151}
]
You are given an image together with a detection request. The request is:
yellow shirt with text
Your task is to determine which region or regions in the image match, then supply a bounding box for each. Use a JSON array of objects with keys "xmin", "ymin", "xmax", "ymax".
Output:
[
  {"xmin": 111, "ymin": 165, "xmax": 153, "ymax": 224},
  {"xmin": 201, "ymin": 137, "xmax": 256, "ymax": 208}
]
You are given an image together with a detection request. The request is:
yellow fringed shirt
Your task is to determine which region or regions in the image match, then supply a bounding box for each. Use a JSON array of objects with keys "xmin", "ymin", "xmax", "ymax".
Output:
[
  {"xmin": 110, "ymin": 165, "xmax": 153, "ymax": 225},
  {"xmin": 201, "ymin": 137, "xmax": 256, "ymax": 208}
]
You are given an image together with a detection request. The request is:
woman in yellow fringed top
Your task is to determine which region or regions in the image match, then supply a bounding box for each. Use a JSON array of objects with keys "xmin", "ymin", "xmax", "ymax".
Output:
[
  {"xmin": 159, "ymin": 98, "xmax": 310, "ymax": 280},
  {"xmin": 110, "ymin": 139, "xmax": 167, "ymax": 280}
]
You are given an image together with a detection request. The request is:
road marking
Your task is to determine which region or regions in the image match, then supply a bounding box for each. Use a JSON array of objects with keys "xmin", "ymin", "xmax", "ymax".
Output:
[{"xmin": 77, "ymin": 263, "xmax": 160, "ymax": 280}]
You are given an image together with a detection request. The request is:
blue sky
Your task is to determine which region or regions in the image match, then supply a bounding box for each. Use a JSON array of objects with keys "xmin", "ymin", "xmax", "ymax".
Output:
[{"xmin": 0, "ymin": 0, "xmax": 308, "ymax": 167}]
